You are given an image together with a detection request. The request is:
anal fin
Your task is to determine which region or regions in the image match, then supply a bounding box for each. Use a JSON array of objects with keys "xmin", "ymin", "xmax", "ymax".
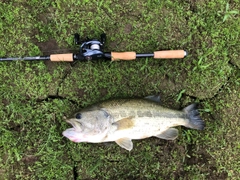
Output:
[
  {"xmin": 115, "ymin": 138, "xmax": 133, "ymax": 151},
  {"xmin": 155, "ymin": 128, "xmax": 178, "ymax": 140}
]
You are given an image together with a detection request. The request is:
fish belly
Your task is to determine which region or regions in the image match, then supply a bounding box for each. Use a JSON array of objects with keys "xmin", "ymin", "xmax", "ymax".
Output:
[{"xmin": 109, "ymin": 116, "xmax": 187, "ymax": 141}]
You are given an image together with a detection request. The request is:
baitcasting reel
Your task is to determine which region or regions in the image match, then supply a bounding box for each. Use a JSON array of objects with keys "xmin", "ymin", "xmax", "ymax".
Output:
[{"xmin": 73, "ymin": 33, "xmax": 106, "ymax": 61}]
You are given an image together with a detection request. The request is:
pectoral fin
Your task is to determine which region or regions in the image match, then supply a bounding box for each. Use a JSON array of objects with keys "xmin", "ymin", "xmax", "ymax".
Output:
[
  {"xmin": 115, "ymin": 138, "xmax": 133, "ymax": 151},
  {"xmin": 155, "ymin": 128, "xmax": 178, "ymax": 140},
  {"xmin": 113, "ymin": 117, "xmax": 134, "ymax": 130}
]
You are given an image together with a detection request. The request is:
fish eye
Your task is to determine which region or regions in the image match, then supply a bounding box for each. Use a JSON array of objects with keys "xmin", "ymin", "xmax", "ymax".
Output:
[{"xmin": 75, "ymin": 113, "xmax": 82, "ymax": 119}]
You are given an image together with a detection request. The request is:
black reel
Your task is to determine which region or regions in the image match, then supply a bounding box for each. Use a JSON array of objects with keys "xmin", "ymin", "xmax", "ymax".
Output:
[{"xmin": 74, "ymin": 33, "xmax": 106, "ymax": 61}]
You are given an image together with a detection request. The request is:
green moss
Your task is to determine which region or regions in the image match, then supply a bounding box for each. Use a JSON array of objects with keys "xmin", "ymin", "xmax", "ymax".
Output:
[
  {"xmin": 0, "ymin": 0, "xmax": 239, "ymax": 179},
  {"xmin": 204, "ymin": 69, "xmax": 240, "ymax": 179}
]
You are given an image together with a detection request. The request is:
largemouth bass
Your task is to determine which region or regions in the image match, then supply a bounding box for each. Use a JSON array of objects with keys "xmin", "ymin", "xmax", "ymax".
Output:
[{"xmin": 63, "ymin": 96, "xmax": 205, "ymax": 151}]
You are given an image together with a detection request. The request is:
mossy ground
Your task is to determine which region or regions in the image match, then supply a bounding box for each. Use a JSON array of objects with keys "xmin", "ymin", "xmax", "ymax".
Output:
[{"xmin": 0, "ymin": 0, "xmax": 239, "ymax": 179}]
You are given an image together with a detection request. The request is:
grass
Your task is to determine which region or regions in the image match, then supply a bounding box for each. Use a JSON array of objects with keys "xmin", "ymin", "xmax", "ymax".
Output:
[{"xmin": 0, "ymin": 0, "xmax": 239, "ymax": 179}]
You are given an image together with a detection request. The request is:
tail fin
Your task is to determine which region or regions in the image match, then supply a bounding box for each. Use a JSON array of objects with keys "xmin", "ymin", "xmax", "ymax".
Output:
[{"xmin": 183, "ymin": 104, "xmax": 205, "ymax": 130}]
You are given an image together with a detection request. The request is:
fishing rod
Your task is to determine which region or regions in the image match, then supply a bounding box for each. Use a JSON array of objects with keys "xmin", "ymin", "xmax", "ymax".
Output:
[{"xmin": 0, "ymin": 33, "xmax": 187, "ymax": 62}]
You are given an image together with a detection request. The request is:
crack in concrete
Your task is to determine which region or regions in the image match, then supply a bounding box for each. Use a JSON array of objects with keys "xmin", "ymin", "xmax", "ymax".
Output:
[
  {"xmin": 56, "ymin": 62, "xmax": 78, "ymax": 96},
  {"xmin": 36, "ymin": 95, "xmax": 79, "ymax": 107},
  {"xmin": 72, "ymin": 164, "xmax": 78, "ymax": 180},
  {"xmin": 205, "ymin": 63, "xmax": 237, "ymax": 101}
]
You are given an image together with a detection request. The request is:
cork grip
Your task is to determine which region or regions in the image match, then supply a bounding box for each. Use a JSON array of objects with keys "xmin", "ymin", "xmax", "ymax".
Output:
[
  {"xmin": 50, "ymin": 53, "xmax": 73, "ymax": 62},
  {"xmin": 111, "ymin": 52, "xmax": 136, "ymax": 61},
  {"xmin": 154, "ymin": 50, "xmax": 186, "ymax": 59}
]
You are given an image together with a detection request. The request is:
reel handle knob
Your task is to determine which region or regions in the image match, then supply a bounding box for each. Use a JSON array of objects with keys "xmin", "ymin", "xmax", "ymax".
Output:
[
  {"xmin": 101, "ymin": 33, "xmax": 106, "ymax": 44},
  {"xmin": 74, "ymin": 33, "xmax": 81, "ymax": 45}
]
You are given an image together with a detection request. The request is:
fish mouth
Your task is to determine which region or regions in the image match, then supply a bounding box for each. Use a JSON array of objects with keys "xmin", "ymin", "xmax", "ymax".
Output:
[
  {"xmin": 62, "ymin": 128, "xmax": 83, "ymax": 142},
  {"xmin": 68, "ymin": 136, "xmax": 82, "ymax": 142},
  {"xmin": 64, "ymin": 134, "xmax": 83, "ymax": 142}
]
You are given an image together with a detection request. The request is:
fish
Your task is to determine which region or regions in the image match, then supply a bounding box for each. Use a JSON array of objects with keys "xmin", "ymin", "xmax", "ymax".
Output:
[{"xmin": 62, "ymin": 96, "xmax": 205, "ymax": 151}]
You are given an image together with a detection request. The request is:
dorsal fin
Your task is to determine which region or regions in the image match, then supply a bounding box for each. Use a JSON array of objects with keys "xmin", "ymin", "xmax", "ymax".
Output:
[{"xmin": 144, "ymin": 95, "xmax": 161, "ymax": 103}]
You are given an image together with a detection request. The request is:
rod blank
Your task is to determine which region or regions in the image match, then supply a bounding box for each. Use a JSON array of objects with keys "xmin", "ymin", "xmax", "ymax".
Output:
[{"xmin": 0, "ymin": 56, "xmax": 50, "ymax": 61}]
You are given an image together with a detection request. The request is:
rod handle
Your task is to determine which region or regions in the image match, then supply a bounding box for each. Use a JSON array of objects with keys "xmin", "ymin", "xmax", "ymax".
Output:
[
  {"xmin": 154, "ymin": 50, "xmax": 187, "ymax": 59},
  {"xmin": 50, "ymin": 53, "xmax": 73, "ymax": 61},
  {"xmin": 111, "ymin": 52, "xmax": 136, "ymax": 61}
]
